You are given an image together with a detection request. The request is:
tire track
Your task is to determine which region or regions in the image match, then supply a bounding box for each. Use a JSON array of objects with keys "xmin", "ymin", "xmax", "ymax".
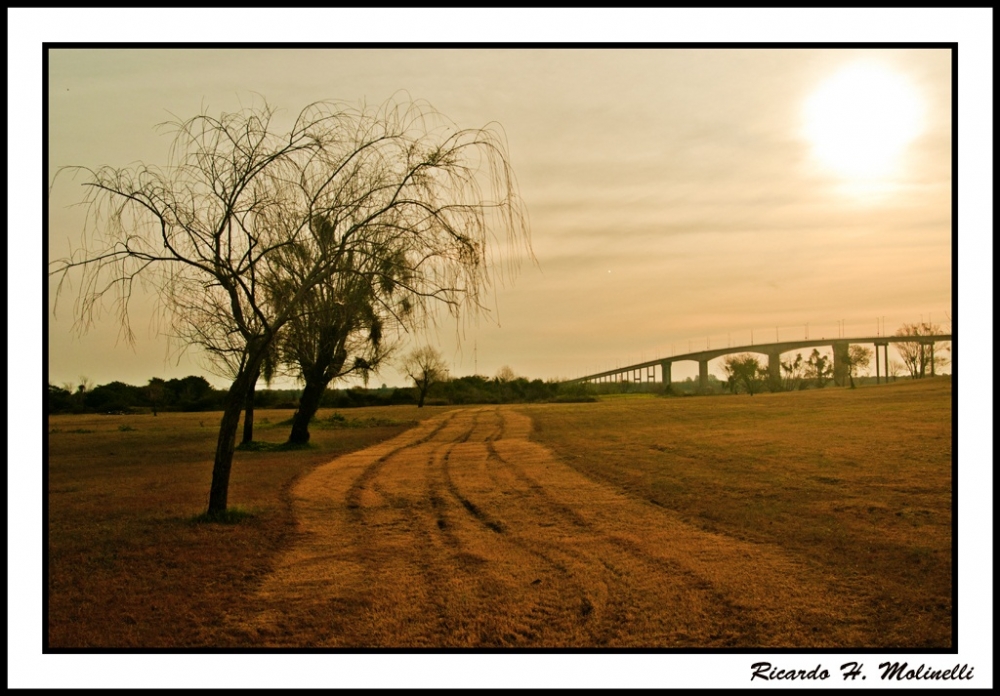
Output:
[
  {"xmin": 232, "ymin": 405, "xmax": 866, "ymax": 647},
  {"xmin": 423, "ymin": 409, "xmax": 591, "ymax": 646},
  {"xmin": 477, "ymin": 413, "xmax": 751, "ymax": 645},
  {"xmin": 339, "ymin": 409, "xmax": 484, "ymax": 647},
  {"xmin": 449, "ymin": 409, "xmax": 704, "ymax": 645},
  {"xmin": 491, "ymin": 409, "xmax": 869, "ymax": 646},
  {"xmin": 440, "ymin": 408, "xmax": 629, "ymax": 645}
]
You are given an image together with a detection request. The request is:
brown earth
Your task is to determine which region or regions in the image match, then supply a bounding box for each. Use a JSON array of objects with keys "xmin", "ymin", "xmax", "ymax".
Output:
[{"xmin": 228, "ymin": 406, "xmax": 868, "ymax": 648}]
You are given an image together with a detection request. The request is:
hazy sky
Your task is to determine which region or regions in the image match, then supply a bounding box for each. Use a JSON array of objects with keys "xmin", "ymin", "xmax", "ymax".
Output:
[{"xmin": 47, "ymin": 45, "xmax": 956, "ymax": 388}]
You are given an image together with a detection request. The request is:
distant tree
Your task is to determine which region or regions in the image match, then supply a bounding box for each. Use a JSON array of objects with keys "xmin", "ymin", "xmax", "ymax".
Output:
[
  {"xmin": 888, "ymin": 360, "xmax": 904, "ymax": 381},
  {"xmin": 722, "ymin": 353, "xmax": 766, "ymax": 396},
  {"xmin": 164, "ymin": 376, "xmax": 215, "ymax": 410},
  {"xmin": 780, "ymin": 352, "xmax": 806, "ymax": 391},
  {"xmin": 844, "ymin": 345, "xmax": 873, "ymax": 388},
  {"xmin": 895, "ymin": 322, "xmax": 950, "ymax": 378},
  {"xmin": 495, "ymin": 365, "xmax": 516, "ymax": 383},
  {"xmin": 85, "ymin": 380, "xmax": 143, "ymax": 412},
  {"xmin": 402, "ymin": 346, "xmax": 449, "ymax": 407},
  {"xmin": 446, "ymin": 374, "xmax": 493, "ymax": 404},
  {"xmin": 47, "ymin": 384, "xmax": 75, "ymax": 414},
  {"xmin": 146, "ymin": 378, "xmax": 166, "ymax": 416},
  {"xmin": 805, "ymin": 349, "xmax": 833, "ymax": 388},
  {"xmin": 495, "ymin": 365, "xmax": 517, "ymax": 401},
  {"xmin": 525, "ymin": 378, "xmax": 555, "ymax": 402}
]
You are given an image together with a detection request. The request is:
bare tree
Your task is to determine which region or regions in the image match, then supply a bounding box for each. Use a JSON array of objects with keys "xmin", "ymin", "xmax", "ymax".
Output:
[
  {"xmin": 895, "ymin": 322, "xmax": 950, "ymax": 378},
  {"xmin": 495, "ymin": 364, "xmax": 516, "ymax": 401},
  {"xmin": 402, "ymin": 345, "xmax": 449, "ymax": 407},
  {"xmin": 888, "ymin": 360, "xmax": 904, "ymax": 381},
  {"xmin": 50, "ymin": 98, "xmax": 531, "ymax": 514}
]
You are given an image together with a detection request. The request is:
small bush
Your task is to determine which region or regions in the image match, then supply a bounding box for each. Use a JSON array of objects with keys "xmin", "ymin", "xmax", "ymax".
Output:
[{"xmin": 552, "ymin": 382, "xmax": 598, "ymax": 403}]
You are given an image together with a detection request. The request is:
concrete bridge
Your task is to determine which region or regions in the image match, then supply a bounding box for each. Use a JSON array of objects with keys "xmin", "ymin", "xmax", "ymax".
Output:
[{"xmin": 571, "ymin": 334, "xmax": 952, "ymax": 392}]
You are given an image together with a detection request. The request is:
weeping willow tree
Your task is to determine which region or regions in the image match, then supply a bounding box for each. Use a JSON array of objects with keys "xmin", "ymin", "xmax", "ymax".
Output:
[
  {"xmin": 268, "ymin": 230, "xmax": 411, "ymax": 445},
  {"xmin": 50, "ymin": 97, "xmax": 531, "ymax": 514}
]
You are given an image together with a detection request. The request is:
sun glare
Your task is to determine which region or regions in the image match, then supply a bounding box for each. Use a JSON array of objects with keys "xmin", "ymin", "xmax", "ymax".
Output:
[{"xmin": 803, "ymin": 62, "xmax": 925, "ymax": 186}]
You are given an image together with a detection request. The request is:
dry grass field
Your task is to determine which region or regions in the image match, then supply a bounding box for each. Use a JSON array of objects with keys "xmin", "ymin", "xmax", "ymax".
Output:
[
  {"xmin": 46, "ymin": 406, "xmax": 453, "ymax": 647},
  {"xmin": 524, "ymin": 378, "xmax": 953, "ymax": 648},
  {"xmin": 46, "ymin": 378, "xmax": 952, "ymax": 648}
]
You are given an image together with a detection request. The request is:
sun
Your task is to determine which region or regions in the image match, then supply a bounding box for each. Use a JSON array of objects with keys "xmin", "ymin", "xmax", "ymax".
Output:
[{"xmin": 803, "ymin": 62, "xmax": 925, "ymax": 185}]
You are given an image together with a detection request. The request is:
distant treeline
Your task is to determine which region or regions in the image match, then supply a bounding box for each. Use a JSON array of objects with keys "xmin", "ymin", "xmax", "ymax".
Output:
[{"xmin": 47, "ymin": 375, "xmax": 597, "ymax": 415}]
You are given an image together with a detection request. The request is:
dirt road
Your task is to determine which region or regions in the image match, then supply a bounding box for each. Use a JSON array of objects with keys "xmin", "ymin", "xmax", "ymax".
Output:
[{"xmin": 233, "ymin": 407, "xmax": 862, "ymax": 647}]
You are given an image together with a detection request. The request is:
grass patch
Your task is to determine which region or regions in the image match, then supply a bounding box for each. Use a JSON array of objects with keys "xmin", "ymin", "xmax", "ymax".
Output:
[
  {"xmin": 118, "ymin": 424, "xmax": 137, "ymax": 432},
  {"xmin": 313, "ymin": 412, "xmax": 418, "ymax": 429},
  {"xmin": 192, "ymin": 506, "xmax": 257, "ymax": 525}
]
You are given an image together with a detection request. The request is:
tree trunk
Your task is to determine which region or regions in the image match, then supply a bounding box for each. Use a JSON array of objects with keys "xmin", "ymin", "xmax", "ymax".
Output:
[
  {"xmin": 287, "ymin": 377, "xmax": 327, "ymax": 445},
  {"xmin": 241, "ymin": 367, "xmax": 260, "ymax": 445},
  {"xmin": 208, "ymin": 349, "xmax": 266, "ymax": 515},
  {"xmin": 287, "ymin": 349, "xmax": 347, "ymax": 445}
]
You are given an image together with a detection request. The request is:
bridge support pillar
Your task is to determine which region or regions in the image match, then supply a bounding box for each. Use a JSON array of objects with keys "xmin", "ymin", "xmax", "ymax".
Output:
[
  {"xmin": 698, "ymin": 359, "xmax": 709, "ymax": 393},
  {"xmin": 874, "ymin": 342, "xmax": 888, "ymax": 384},
  {"xmin": 768, "ymin": 351, "xmax": 782, "ymax": 391},
  {"xmin": 833, "ymin": 341, "xmax": 850, "ymax": 387},
  {"xmin": 660, "ymin": 361, "xmax": 672, "ymax": 390}
]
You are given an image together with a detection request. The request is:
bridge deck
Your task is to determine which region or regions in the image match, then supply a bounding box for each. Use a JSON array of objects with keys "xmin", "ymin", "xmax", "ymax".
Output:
[{"xmin": 573, "ymin": 334, "xmax": 952, "ymax": 383}]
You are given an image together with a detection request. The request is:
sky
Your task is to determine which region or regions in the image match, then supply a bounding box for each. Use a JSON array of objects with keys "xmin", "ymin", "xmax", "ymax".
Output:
[
  {"xmin": 45, "ymin": 44, "xmax": 957, "ymax": 389},
  {"xmin": 15, "ymin": 7, "xmax": 993, "ymax": 691}
]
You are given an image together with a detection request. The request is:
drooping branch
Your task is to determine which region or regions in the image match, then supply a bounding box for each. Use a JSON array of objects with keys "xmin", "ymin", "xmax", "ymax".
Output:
[{"xmin": 50, "ymin": 96, "xmax": 533, "ymax": 513}]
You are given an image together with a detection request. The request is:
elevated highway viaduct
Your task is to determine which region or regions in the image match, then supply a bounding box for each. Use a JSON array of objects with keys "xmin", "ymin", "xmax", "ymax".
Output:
[{"xmin": 570, "ymin": 335, "xmax": 952, "ymax": 392}]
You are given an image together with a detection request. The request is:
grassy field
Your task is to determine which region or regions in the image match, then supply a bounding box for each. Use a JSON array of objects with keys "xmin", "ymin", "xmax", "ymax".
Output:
[
  {"xmin": 46, "ymin": 379, "xmax": 952, "ymax": 648},
  {"xmin": 523, "ymin": 377, "xmax": 954, "ymax": 647},
  {"xmin": 46, "ymin": 406, "xmax": 454, "ymax": 647}
]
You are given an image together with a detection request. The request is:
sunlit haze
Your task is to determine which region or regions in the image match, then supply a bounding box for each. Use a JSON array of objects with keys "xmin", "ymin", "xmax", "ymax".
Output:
[
  {"xmin": 803, "ymin": 62, "xmax": 926, "ymax": 181},
  {"xmin": 47, "ymin": 47, "xmax": 953, "ymax": 390}
]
